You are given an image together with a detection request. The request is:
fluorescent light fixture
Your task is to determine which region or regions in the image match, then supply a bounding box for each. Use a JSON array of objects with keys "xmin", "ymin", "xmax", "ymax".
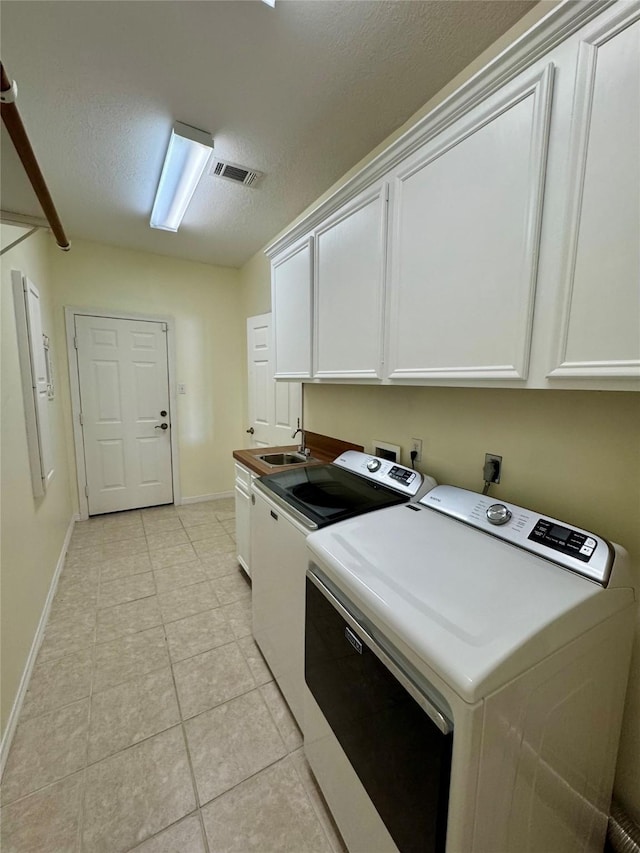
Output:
[{"xmin": 150, "ymin": 121, "xmax": 213, "ymax": 232}]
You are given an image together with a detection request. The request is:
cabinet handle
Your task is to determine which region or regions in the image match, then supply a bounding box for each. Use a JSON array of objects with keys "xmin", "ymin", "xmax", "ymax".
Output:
[
  {"xmin": 270, "ymin": 510, "xmax": 278, "ymax": 521},
  {"xmin": 246, "ymin": 427, "xmax": 255, "ymax": 434},
  {"xmin": 251, "ymin": 494, "xmax": 255, "ymax": 505}
]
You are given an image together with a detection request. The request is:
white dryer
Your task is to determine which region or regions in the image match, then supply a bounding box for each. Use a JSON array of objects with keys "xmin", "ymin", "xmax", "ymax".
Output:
[{"xmin": 304, "ymin": 486, "xmax": 635, "ymax": 853}]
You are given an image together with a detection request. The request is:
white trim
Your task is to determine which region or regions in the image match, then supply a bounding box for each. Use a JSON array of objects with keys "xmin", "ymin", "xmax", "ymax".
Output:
[
  {"xmin": 0, "ymin": 513, "xmax": 78, "ymax": 777},
  {"xmin": 64, "ymin": 306, "xmax": 181, "ymax": 518},
  {"xmin": 180, "ymin": 490, "xmax": 234, "ymax": 505},
  {"xmin": 265, "ymin": 0, "xmax": 614, "ymax": 261},
  {"xmin": 0, "ymin": 209, "xmax": 48, "ymax": 230}
]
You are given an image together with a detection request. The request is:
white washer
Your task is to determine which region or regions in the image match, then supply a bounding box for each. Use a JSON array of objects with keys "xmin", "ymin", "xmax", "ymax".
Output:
[
  {"xmin": 251, "ymin": 451, "xmax": 436, "ymax": 725},
  {"xmin": 304, "ymin": 486, "xmax": 635, "ymax": 853}
]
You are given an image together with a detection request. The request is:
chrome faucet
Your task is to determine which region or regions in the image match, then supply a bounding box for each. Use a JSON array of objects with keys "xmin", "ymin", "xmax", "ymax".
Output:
[{"xmin": 291, "ymin": 418, "xmax": 309, "ymax": 455}]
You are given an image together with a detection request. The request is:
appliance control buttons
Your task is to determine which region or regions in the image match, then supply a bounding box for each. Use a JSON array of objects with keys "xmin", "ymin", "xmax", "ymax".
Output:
[
  {"xmin": 486, "ymin": 504, "xmax": 512, "ymax": 526},
  {"xmin": 389, "ymin": 466, "xmax": 415, "ymax": 484},
  {"xmin": 367, "ymin": 459, "xmax": 382, "ymax": 472},
  {"xmin": 585, "ymin": 537, "xmax": 596, "ymax": 548},
  {"xmin": 580, "ymin": 545, "xmax": 594, "ymax": 557}
]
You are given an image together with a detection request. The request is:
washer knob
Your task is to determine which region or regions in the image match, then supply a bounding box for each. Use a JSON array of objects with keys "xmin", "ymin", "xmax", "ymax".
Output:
[
  {"xmin": 367, "ymin": 458, "xmax": 381, "ymax": 472},
  {"xmin": 486, "ymin": 503, "xmax": 512, "ymax": 526}
]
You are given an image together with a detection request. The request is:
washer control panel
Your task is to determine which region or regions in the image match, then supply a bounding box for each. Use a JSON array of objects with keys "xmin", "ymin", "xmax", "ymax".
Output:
[
  {"xmin": 389, "ymin": 465, "xmax": 416, "ymax": 486},
  {"xmin": 333, "ymin": 451, "xmax": 435, "ymax": 498},
  {"xmin": 419, "ymin": 485, "xmax": 614, "ymax": 585}
]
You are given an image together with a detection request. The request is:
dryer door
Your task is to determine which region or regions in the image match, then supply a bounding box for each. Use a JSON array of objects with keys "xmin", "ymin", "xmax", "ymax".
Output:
[{"xmin": 305, "ymin": 568, "xmax": 453, "ymax": 853}]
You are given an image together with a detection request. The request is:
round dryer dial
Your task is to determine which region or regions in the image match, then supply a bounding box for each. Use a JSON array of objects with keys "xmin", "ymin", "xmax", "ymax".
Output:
[
  {"xmin": 486, "ymin": 504, "xmax": 512, "ymax": 525},
  {"xmin": 367, "ymin": 459, "xmax": 382, "ymax": 472}
]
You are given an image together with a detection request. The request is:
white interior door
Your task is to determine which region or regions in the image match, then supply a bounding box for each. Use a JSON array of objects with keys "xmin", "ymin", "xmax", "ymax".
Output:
[
  {"xmin": 247, "ymin": 313, "xmax": 301, "ymax": 448},
  {"xmin": 75, "ymin": 314, "xmax": 173, "ymax": 515}
]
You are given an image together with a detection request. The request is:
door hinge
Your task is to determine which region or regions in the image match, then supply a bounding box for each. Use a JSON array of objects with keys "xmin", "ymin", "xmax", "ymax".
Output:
[
  {"xmin": 73, "ymin": 335, "xmax": 78, "ymax": 349},
  {"xmin": 79, "ymin": 412, "xmax": 84, "ymax": 425},
  {"xmin": 84, "ymin": 484, "xmax": 89, "ymax": 497}
]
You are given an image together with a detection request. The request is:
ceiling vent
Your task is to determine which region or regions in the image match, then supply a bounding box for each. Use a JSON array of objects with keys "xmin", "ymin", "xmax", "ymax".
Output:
[{"xmin": 209, "ymin": 158, "xmax": 263, "ymax": 187}]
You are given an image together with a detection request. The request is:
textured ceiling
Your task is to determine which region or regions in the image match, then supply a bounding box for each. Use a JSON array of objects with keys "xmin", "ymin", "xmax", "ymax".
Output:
[{"xmin": 1, "ymin": 1, "xmax": 536, "ymax": 268}]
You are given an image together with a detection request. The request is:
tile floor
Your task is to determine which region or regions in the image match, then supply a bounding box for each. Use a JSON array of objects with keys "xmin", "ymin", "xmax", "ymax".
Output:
[{"xmin": 1, "ymin": 499, "xmax": 346, "ymax": 853}]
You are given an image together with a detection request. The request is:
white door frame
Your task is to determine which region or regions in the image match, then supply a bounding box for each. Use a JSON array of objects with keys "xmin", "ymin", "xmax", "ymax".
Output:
[{"xmin": 64, "ymin": 306, "xmax": 181, "ymax": 519}]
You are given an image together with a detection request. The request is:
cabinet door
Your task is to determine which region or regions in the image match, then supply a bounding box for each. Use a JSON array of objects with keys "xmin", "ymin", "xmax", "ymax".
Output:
[
  {"xmin": 314, "ymin": 183, "xmax": 388, "ymax": 379},
  {"xmin": 234, "ymin": 484, "xmax": 251, "ymax": 576},
  {"xmin": 549, "ymin": 8, "xmax": 640, "ymax": 381},
  {"xmin": 272, "ymin": 237, "xmax": 313, "ymax": 379},
  {"xmin": 387, "ymin": 64, "xmax": 554, "ymax": 381},
  {"xmin": 234, "ymin": 463, "xmax": 253, "ymax": 576},
  {"xmin": 251, "ymin": 489, "xmax": 307, "ymax": 725}
]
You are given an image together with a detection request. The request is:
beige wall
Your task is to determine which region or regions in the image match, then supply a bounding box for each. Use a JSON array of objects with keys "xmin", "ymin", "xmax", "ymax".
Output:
[
  {"xmin": 1, "ymin": 229, "xmax": 74, "ymax": 735},
  {"xmin": 50, "ymin": 239, "xmax": 244, "ymax": 508},
  {"xmin": 237, "ymin": 0, "xmax": 640, "ymax": 824}
]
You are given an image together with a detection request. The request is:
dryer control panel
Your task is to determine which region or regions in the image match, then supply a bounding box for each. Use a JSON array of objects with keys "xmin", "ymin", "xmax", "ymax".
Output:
[
  {"xmin": 528, "ymin": 519, "xmax": 598, "ymax": 563},
  {"xmin": 419, "ymin": 486, "xmax": 614, "ymax": 585}
]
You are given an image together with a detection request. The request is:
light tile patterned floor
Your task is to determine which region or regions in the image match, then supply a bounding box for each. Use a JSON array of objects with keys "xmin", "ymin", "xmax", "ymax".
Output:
[{"xmin": 1, "ymin": 499, "xmax": 345, "ymax": 853}]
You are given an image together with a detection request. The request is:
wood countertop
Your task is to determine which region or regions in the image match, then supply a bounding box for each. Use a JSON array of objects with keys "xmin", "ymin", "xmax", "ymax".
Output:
[{"xmin": 233, "ymin": 431, "xmax": 363, "ymax": 477}]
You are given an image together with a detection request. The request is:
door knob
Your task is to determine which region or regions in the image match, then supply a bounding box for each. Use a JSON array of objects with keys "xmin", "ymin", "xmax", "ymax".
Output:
[
  {"xmin": 246, "ymin": 427, "xmax": 255, "ymax": 434},
  {"xmin": 155, "ymin": 423, "xmax": 169, "ymax": 430}
]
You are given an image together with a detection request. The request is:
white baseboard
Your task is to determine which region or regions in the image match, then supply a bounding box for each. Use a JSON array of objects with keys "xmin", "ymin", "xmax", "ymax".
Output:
[
  {"xmin": 180, "ymin": 490, "xmax": 234, "ymax": 505},
  {"xmin": 0, "ymin": 513, "xmax": 78, "ymax": 777}
]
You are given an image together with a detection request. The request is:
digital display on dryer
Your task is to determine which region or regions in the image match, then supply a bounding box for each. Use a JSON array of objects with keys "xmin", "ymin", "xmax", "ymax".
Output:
[
  {"xmin": 528, "ymin": 519, "xmax": 595, "ymax": 562},
  {"xmin": 549, "ymin": 524, "xmax": 571, "ymax": 542}
]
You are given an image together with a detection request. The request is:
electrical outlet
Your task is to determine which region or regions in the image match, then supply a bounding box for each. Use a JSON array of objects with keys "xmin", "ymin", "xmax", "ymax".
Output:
[
  {"xmin": 410, "ymin": 438, "xmax": 423, "ymax": 463},
  {"xmin": 484, "ymin": 453, "xmax": 502, "ymax": 484}
]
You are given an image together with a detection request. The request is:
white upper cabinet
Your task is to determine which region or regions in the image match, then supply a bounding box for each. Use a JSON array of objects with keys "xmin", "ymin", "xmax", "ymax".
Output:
[
  {"xmin": 386, "ymin": 64, "xmax": 554, "ymax": 382},
  {"xmin": 548, "ymin": 7, "xmax": 640, "ymax": 381},
  {"xmin": 265, "ymin": 2, "xmax": 639, "ymax": 391},
  {"xmin": 314, "ymin": 183, "xmax": 388, "ymax": 379},
  {"xmin": 272, "ymin": 236, "xmax": 313, "ymax": 379}
]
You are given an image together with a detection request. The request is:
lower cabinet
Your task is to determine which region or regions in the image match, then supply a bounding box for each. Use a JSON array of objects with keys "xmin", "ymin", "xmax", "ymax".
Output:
[
  {"xmin": 234, "ymin": 463, "xmax": 255, "ymax": 576},
  {"xmin": 251, "ymin": 486, "xmax": 307, "ymax": 727}
]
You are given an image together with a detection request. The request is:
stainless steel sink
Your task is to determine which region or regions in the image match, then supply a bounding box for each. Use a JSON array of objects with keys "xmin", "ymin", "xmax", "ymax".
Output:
[{"xmin": 257, "ymin": 452, "xmax": 311, "ymax": 466}]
